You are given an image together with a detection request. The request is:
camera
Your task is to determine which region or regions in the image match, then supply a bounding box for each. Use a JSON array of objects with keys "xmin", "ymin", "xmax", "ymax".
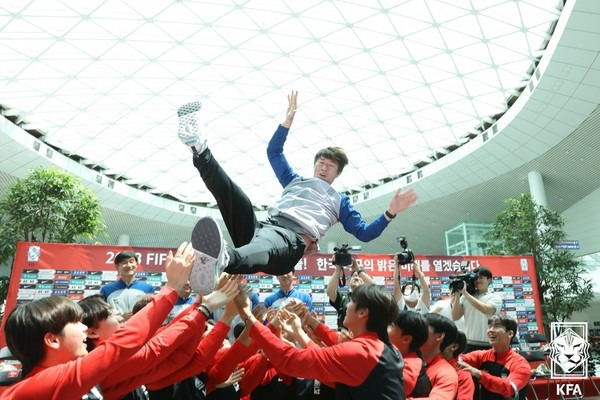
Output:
[
  {"xmin": 449, "ymin": 261, "xmax": 477, "ymax": 295},
  {"xmin": 396, "ymin": 236, "xmax": 415, "ymax": 266},
  {"xmin": 333, "ymin": 243, "xmax": 353, "ymax": 266}
]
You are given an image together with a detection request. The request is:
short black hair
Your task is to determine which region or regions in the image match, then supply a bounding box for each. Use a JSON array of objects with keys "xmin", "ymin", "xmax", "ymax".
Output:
[
  {"xmin": 132, "ymin": 294, "xmax": 155, "ymax": 315},
  {"xmin": 351, "ymin": 284, "xmax": 399, "ymax": 345},
  {"xmin": 453, "ymin": 331, "xmax": 467, "ymax": 358},
  {"xmin": 79, "ymin": 295, "xmax": 112, "ymax": 330},
  {"xmin": 474, "ymin": 266, "xmax": 492, "ymax": 279},
  {"xmin": 233, "ymin": 322, "xmax": 246, "ymax": 339},
  {"xmin": 314, "ymin": 147, "xmax": 349, "ymax": 174},
  {"xmin": 401, "ymin": 281, "xmax": 421, "ymax": 294},
  {"xmin": 488, "ymin": 314, "xmax": 517, "ymax": 335},
  {"xmin": 5, "ymin": 296, "xmax": 83, "ymax": 375},
  {"xmin": 115, "ymin": 251, "xmax": 138, "ymax": 266},
  {"xmin": 78, "ymin": 295, "xmax": 113, "ymax": 352},
  {"xmin": 394, "ymin": 311, "xmax": 429, "ymax": 352},
  {"xmin": 425, "ymin": 313, "xmax": 458, "ymax": 353}
]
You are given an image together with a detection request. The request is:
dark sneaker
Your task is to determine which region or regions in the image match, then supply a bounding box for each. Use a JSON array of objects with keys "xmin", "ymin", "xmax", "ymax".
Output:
[
  {"xmin": 190, "ymin": 216, "xmax": 227, "ymax": 295},
  {"xmin": 177, "ymin": 101, "xmax": 206, "ymax": 153}
]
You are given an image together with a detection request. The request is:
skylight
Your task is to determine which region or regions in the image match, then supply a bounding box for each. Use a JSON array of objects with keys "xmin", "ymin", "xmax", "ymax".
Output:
[{"xmin": 0, "ymin": 0, "xmax": 561, "ymax": 206}]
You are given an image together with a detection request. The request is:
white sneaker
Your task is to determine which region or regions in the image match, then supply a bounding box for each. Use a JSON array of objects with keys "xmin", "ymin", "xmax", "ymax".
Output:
[
  {"xmin": 190, "ymin": 217, "xmax": 227, "ymax": 295},
  {"xmin": 177, "ymin": 101, "xmax": 207, "ymax": 154}
]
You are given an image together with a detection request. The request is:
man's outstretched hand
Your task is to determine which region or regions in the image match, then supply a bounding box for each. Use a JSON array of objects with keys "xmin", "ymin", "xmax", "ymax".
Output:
[
  {"xmin": 387, "ymin": 188, "xmax": 418, "ymax": 217},
  {"xmin": 282, "ymin": 90, "xmax": 298, "ymax": 128},
  {"xmin": 165, "ymin": 242, "xmax": 195, "ymax": 294}
]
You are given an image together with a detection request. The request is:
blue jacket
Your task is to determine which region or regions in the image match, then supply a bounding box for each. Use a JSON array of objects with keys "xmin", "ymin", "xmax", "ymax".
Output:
[
  {"xmin": 263, "ymin": 287, "xmax": 314, "ymax": 312},
  {"xmin": 267, "ymin": 124, "xmax": 390, "ymax": 243},
  {"xmin": 100, "ymin": 279, "xmax": 155, "ymax": 314}
]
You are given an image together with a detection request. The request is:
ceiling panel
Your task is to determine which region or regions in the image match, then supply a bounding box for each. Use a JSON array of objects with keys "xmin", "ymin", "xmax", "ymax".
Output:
[{"xmin": 0, "ymin": 0, "xmax": 562, "ymax": 206}]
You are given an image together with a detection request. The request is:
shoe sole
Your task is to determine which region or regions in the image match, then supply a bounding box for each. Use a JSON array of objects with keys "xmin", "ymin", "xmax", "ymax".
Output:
[
  {"xmin": 177, "ymin": 101, "xmax": 202, "ymax": 147},
  {"xmin": 178, "ymin": 101, "xmax": 202, "ymax": 117},
  {"xmin": 190, "ymin": 217, "xmax": 224, "ymax": 295}
]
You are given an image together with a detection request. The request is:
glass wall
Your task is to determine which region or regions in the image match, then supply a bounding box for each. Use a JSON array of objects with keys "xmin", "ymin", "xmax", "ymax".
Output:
[{"xmin": 445, "ymin": 222, "xmax": 493, "ymax": 256}]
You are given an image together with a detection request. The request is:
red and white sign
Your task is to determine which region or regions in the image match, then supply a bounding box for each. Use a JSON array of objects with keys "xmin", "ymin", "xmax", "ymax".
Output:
[{"xmin": 0, "ymin": 242, "xmax": 543, "ymax": 346}]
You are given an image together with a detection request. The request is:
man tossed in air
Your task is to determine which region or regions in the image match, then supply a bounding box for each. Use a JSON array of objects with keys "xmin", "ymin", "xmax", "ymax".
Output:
[{"xmin": 178, "ymin": 91, "xmax": 418, "ymax": 294}]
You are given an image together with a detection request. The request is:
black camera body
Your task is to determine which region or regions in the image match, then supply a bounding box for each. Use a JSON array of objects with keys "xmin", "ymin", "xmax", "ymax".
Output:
[
  {"xmin": 396, "ymin": 236, "xmax": 415, "ymax": 266},
  {"xmin": 333, "ymin": 244, "xmax": 353, "ymax": 266},
  {"xmin": 449, "ymin": 272, "xmax": 477, "ymax": 295}
]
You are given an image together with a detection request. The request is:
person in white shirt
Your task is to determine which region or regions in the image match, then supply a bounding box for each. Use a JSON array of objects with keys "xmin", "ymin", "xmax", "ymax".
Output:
[
  {"xmin": 393, "ymin": 262, "xmax": 431, "ymax": 314},
  {"xmin": 450, "ymin": 266, "xmax": 503, "ymax": 353},
  {"xmin": 431, "ymin": 297, "xmax": 465, "ymax": 331}
]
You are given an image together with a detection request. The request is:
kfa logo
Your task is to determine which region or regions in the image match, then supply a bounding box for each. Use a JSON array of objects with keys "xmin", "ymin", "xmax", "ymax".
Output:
[
  {"xmin": 548, "ymin": 322, "xmax": 590, "ymax": 398},
  {"xmin": 556, "ymin": 383, "xmax": 582, "ymax": 397},
  {"xmin": 548, "ymin": 322, "xmax": 590, "ymax": 379}
]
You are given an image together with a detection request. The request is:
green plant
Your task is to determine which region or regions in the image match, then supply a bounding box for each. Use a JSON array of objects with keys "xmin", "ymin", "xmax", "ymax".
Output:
[
  {"xmin": 0, "ymin": 276, "xmax": 9, "ymax": 307},
  {"xmin": 0, "ymin": 166, "xmax": 106, "ymax": 302},
  {"xmin": 485, "ymin": 194, "xmax": 593, "ymax": 327}
]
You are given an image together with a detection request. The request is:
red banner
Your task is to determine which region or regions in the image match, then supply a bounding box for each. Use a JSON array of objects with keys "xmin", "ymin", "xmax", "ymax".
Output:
[{"xmin": 0, "ymin": 242, "xmax": 543, "ymax": 347}]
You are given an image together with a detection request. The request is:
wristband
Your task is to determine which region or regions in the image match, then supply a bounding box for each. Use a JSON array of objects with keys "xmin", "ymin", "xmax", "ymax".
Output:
[
  {"xmin": 357, "ymin": 268, "xmax": 366, "ymax": 275},
  {"xmin": 198, "ymin": 304, "xmax": 210, "ymax": 319},
  {"xmin": 385, "ymin": 210, "xmax": 396, "ymax": 220}
]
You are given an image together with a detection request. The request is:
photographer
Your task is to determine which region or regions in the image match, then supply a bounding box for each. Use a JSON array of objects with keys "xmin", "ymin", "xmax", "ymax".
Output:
[
  {"xmin": 327, "ymin": 255, "xmax": 375, "ymax": 329},
  {"xmin": 393, "ymin": 262, "xmax": 431, "ymax": 314},
  {"xmin": 450, "ymin": 266, "xmax": 502, "ymax": 353}
]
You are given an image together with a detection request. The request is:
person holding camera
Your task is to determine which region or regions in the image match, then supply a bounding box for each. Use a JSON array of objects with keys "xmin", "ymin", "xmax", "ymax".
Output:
[
  {"xmin": 393, "ymin": 262, "xmax": 431, "ymax": 314},
  {"xmin": 327, "ymin": 255, "xmax": 375, "ymax": 329},
  {"xmin": 450, "ymin": 266, "xmax": 502, "ymax": 353}
]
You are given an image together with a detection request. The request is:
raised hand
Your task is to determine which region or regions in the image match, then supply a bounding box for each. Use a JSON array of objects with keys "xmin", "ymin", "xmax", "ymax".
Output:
[
  {"xmin": 283, "ymin": 90, "xmax": 298, "ymax": 128},
  {"xmin": 215, "ymin": 272, "xmax": 232, "ymax": 290},
  {"xmin": 202, "ymin": 275, "xmax": 242, "ymax": 312},
  {"xmin": 414, "ymin": 263, "xmax": 424, "ymax": 278},
  {"xmin": 278, "ymin": 309, "xmax": 296, "ymax": 337},
  {"xmin": 287, "ymin": 300, "xmax": 306, "ymax": 318},
  {"xmin": 285, "ymin": 310, "xmax": 303, "ymax": 333},
  {"xmin": 269, "ymin": 309, "xmax": 282, "ymax": 331},
  {"xmin": 301, "ymin": 309, "xmax": 321, "ymax": 331},
  {"xmin": 387, "ymin": 188, "xmax": 418, "ymax": 216},
  {"xmin": 165, "ymin": 242, "xmax": 195, "ymax": 294},
  {"xmin": 233, "ymin": 284, "xmax": 253, "ymax": 318},
  {"xmin": 215, "ymin": 368, "xmax": 245, "ymax": 388},
  {"xmin": 282, "ymin": 298, "xmax": 299, "ymax": 313}
]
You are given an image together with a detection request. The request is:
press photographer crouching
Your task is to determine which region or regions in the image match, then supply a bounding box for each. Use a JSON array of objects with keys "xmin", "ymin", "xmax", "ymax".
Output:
[
  {"xmin": 327, "ymin": 244, "xmax": 375, "ymax": 329},
  {"xmin": 450, "ymin": 266, "xmax": 502, "ymax": 353}
]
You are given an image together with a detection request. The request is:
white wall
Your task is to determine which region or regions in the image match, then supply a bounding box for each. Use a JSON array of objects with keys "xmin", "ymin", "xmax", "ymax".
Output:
[
  {"xmin": 562, "ymin": 186, "xmax": 600, "ymax": 258},
  {"xmin": 561, "ymin": 187, "xmax": 600, "ymax": 330}
]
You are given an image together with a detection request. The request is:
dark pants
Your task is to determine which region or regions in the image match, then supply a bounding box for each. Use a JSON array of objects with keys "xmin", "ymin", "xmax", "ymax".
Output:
[{"xmin": 193, "ymin": 149, "xmax": 306, "ymax": 275}]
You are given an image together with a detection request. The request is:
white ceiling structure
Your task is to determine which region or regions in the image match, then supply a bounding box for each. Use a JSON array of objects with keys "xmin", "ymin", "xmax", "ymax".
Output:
[
  {"xmin": 2, "ymin": 0, "xmax": 600, "ymax": 257},
  {"xmin": 1, "ymin": 0, "xmax": 561, "ymax": 206}
]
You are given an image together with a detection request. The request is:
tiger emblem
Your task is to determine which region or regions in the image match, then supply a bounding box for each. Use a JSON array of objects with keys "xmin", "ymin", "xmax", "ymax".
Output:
[{"xmin": 549, "ymin": 327, "xmax": 589, "ymax": 374}]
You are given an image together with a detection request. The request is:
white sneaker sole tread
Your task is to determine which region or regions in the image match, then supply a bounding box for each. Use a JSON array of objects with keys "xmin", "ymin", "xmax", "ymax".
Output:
[
  {"xmin": 190, "ymin": 216, "xmax": 224, "ymax": 295},
  {"xmin": 177, "ymin": 101, "xmax": 203, "ymax": 149}
]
